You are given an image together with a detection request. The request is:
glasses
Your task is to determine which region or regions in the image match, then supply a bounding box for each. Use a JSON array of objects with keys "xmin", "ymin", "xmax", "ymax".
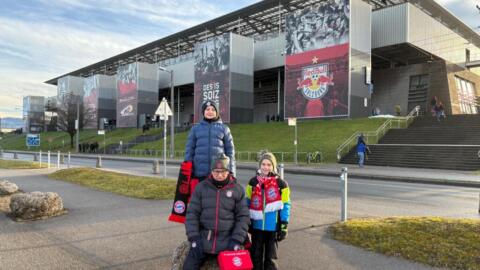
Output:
[{"xmin": 212, "ymin": 170, "xmax": 228, "ymax": 174}]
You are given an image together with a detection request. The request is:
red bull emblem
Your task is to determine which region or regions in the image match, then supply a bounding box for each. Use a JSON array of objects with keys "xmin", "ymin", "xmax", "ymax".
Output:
[{"xmin": 297, "ymin": 63, "xmax": 333, "ymax": 100}]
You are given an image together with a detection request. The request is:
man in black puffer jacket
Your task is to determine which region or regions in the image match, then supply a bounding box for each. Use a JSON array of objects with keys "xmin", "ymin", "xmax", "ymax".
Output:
[{"xmin": 184, "ymin": 154, "xmax": 250, "ymax": 270}]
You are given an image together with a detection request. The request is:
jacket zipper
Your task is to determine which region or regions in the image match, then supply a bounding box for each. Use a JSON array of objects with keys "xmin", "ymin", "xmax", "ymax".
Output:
[
  {"xmin": 208, "ymin": 123, "xmax": 211, "ymax": 172},
  {"xmin": 262, "ymin": 188, "xmax": 266, "ymax": 231},
  {"xmin": 212, "ymin": 189, "xmax": 220, "ymax": 253}
]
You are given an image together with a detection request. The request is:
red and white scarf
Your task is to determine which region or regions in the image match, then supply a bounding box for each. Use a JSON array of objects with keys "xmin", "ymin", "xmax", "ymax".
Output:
[{"xmin": 249, "ymin": 175, "xmax": 283, "ymax": 220}]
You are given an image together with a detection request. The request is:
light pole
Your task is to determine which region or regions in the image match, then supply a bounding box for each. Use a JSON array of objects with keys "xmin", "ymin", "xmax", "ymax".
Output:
[
  {"xmin": 76, "ymin": 100, "xmax": 80, "ymax": 153},
  {"xmin": 159, "ymin": 66, "xmax": 175, "ymax": 158}
]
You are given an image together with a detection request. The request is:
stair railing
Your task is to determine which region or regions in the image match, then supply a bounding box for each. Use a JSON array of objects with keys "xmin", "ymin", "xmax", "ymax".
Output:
[{"xmin": 336, "ymin": 106, "xmax": 420, "ymax": 161}]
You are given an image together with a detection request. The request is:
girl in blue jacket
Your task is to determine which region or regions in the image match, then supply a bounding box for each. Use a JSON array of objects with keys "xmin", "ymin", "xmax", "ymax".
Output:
[
  {"xmin": 246, "ymin": 151, "xmax": 291, "ymax": 270},
  {"xmin": 184, "ymin": 100, "xmax": 236, "ymax": 180}
]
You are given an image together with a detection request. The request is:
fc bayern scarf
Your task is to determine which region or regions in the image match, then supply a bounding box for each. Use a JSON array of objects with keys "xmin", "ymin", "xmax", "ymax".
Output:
[
  {"xmin": 168, "ymin": 161, "xmax": 199, "ymax": 223},
  {"xmin": 249, "ymin": 176, "xmax": 283, "ymax": 220}
]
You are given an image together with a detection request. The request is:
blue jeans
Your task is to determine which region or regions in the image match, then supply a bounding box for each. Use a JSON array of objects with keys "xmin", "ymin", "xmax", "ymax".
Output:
[{"xmin": 357, "ymin": 152, "xmax": 365, "ymax": 167}]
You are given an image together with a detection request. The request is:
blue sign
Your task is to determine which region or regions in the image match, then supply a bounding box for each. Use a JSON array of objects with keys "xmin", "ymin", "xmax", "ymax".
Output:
[{"xmin": 26, "ymin": 134, "xmax": 40, "ymax": 147}]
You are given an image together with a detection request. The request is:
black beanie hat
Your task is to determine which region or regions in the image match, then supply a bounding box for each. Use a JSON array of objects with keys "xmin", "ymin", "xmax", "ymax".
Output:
[{"xmin": 202, "ymin": 100, "xmax": 219, "ymax": 115}]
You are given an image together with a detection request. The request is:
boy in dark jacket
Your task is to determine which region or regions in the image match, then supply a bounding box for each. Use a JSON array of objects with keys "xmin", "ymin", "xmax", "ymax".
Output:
[
  {"xmin": 246, "ymin": 152, "xmax": 291, "ymax": 270},
  {"xmin": 184, "ymin": 154, "xmax": 250, "ymax": 270}
]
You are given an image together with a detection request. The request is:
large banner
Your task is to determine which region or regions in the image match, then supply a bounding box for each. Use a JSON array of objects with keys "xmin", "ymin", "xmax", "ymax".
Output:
[
  {"xmin": 83, "ymin": 76, "xmax": 98, "ymax": 129},
  {"xmin": 193, "ymin": 33, "xmax": 230, "ymax": 123},
  {"xmin": 285, "ymin": 1, "xmax": 350, "ymax": 118},
  {"xmin": 117, "ymin": 63, "xmax": 138, "ymax": 128}
]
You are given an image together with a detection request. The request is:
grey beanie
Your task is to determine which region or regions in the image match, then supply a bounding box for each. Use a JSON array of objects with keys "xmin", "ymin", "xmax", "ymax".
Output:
[{"xmin": 258, "ymin": 151, "xmax": 278, "ymax": 174}]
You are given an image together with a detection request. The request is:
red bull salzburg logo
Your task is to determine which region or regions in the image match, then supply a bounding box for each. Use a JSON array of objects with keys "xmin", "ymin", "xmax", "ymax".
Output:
[{"xmin": 297, "ymin": 63, "xmax": 334, "ymax": 100}]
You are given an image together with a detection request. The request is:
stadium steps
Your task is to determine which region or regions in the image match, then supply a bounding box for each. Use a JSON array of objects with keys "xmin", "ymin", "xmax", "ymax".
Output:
[{"xmin": 339, "ymin": 115, "xmax": 480, "ymax": 171}]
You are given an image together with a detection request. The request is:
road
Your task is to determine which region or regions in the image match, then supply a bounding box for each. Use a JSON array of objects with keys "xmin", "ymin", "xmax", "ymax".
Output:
[{"xmin": 1, "ymin": 152, "xmax": 479, "ymax": 269}]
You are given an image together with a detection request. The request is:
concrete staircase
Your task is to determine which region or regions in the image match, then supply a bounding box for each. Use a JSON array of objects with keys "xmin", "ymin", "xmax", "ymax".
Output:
[{"xmin": 340, "ymin": 115, "xmax": 480, "ymax": 171}]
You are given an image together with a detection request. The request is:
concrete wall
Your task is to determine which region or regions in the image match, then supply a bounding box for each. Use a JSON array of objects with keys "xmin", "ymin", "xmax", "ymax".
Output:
[
  {"xmin": 372, "ymin": 61, "xmax": 448, "ymax": 115},
  {"xmin": 350, "ymin": 0, "xmax": 372, "ymax": 118},
  {"xmin": 230, "ymin": 33, "xmax": 254, "ymax": 123}
]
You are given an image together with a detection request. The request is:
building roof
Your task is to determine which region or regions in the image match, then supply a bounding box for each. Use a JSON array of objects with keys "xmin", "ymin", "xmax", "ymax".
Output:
[{"xmin": 45, "ymin": 0, "xmax": 479, "ymax": 85}]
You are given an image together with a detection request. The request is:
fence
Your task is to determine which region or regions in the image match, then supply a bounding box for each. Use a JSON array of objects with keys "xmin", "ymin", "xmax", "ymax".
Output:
[
  {"xmin": 336, "ymin": 106, "xmax": 420, "ymax": 161},
  {"xmin": 113, "ymin": 149, "xmax": 324, "ymax": 163}
]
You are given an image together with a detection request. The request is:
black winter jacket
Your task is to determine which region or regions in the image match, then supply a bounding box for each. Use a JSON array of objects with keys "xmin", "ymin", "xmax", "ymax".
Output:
[{"xmin": 185, "ymin": 175, "xmax": 249, "ymax": 254}]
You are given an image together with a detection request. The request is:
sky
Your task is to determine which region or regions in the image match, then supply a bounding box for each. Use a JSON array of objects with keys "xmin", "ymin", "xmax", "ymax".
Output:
[{"xmin": 0, "ymin": 0, "xmax": 478, "ymax": 118}]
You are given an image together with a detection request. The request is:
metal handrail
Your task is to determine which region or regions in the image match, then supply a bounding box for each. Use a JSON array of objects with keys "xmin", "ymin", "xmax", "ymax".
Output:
[{"xmin": 336, "ymin": 106, "xmax": 420, "ymax": 161}]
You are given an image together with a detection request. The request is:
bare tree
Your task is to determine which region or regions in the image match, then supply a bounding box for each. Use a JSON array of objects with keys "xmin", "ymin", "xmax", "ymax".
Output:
[{"xmin": 56, "ymin": 94, "xmax": 94, "ymax": 148}]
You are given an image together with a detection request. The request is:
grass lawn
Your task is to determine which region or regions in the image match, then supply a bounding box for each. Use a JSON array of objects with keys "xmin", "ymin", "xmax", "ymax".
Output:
[
  {"xmin": 330, "ymin": 217, "xmax": 480, "ymax": 270},
  {"xmin": 1, "ymin": 117, "xmax": 388, "ymax": 163},
  {"xmin": 48, "ymin": 167, "xmax": 176, "ymax": 200},
  {"xmin": 133, "ymin": 118, "xmax": 387, "ymax": 163},
  {"xmin": 0, "ymin": 159, "xmax": 46, "ymax": 169},
  {"xmin": 0, "ymin": 128, "xmax": 163, "ymax": 153}
]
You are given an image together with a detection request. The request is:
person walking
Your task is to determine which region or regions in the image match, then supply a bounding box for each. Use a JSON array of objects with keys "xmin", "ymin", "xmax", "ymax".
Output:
[{"xmin": 356, "ymin": 134, "xmax": 368, "ymax": 168}]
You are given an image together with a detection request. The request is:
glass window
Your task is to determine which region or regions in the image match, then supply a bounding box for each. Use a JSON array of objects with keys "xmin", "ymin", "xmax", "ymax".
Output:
[{"xmin": 455, "ymin": 76, "xmax": 478, "ymax": 114}]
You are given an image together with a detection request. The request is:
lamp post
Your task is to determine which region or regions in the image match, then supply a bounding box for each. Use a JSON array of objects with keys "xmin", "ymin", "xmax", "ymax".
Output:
[{"xmin": 159, "ymin": 66, "xmax": 175, "ymax": 158}]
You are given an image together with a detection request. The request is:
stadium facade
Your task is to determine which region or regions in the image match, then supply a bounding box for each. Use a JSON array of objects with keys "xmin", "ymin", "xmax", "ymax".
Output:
[{"xmin": 43, "ymin": 0, "xmax": 480, "ymax": 129}]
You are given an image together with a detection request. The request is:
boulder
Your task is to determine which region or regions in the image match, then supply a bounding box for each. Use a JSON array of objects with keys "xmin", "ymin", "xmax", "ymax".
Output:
[
  {"xmin": 9, "ymin": 191, "xmax": 64, "ymax": 220},
  {"xmin": 171, "ymin": 240, "xmax": 219, "ymax": 270},
  {"xmin": 0, "ymin": 180, "xmax": 19, "ymax": 195}
]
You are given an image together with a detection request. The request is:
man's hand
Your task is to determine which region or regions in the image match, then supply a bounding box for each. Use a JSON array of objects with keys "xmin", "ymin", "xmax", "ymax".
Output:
[{"xmin": 276, "ymin": 222, "xmax": 288, "ymax": 242}]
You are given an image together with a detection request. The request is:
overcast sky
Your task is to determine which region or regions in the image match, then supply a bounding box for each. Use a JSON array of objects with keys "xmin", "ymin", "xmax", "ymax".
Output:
[{"xmin": 0, "ymin": 0, "xmax": 478, "ymax": 118}]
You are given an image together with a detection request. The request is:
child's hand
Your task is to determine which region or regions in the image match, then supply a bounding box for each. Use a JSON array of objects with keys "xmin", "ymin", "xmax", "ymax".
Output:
[{"xmin": 276, "ymin": 222, "xmax": 288, "ymax": 241}]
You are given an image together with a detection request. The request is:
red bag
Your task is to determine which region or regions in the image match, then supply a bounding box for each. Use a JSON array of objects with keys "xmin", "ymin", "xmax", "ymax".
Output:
[{"xmin": 217, "ymin": 250, "xmax": 253, "ymax": 270}]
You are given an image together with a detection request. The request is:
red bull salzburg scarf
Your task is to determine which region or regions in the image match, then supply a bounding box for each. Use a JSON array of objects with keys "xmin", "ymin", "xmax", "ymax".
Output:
[{"xmin": 249, "ymin": 175, "xmax": 283, "ymax": 220}]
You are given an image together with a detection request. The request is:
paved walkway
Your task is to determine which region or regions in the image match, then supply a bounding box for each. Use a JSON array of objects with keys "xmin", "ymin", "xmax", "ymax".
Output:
[{"xmin": 0, "ymin": 168, "xmax": 440, "ymax": 270}]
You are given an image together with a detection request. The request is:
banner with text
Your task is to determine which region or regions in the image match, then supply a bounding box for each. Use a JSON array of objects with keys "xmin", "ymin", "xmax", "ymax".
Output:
[{"xmin": 193, "ymin": 33, "xmax": 230, "ymax": 123}]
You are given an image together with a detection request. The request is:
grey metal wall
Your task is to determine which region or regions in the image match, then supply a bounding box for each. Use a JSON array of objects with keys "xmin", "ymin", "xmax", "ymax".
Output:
[
  {"xmin": 137, "ymin": 62, "xmax": 159, "ymax": 116},
  {"xmin": 254, "ymin": 34, "xmax": 285, "ymax": 70},
  {"xmin": 63, "ymin": 76, "xmax": 84, "ymax": 97},
  {"xmin": 372, "ymin": 4, "xmax": 408, "ymax": 48},
  {"xmin": 373, "ymin": 3, "xmax": 480, "ymax": 74},
  {"xmin": 97, "ymin": 75, "xmax": 116, "ymax": 124},
  {"xmin": 407, "ymin": 3, "xmax": 480, "ymax": 69},
  {"xmin": 350, "ymin": 0, "xmax": 372, "ymax": 118},
  {"xmin": 23, "ymin": 96, "xmax": 45, "ymax": 133},
  {"xmin": 230, "ymin": 33, "xmax": 254, "ymax": 123},
  {"xmin": 158, "ymin": 35, "xmax": 285, "ymax": 89}
]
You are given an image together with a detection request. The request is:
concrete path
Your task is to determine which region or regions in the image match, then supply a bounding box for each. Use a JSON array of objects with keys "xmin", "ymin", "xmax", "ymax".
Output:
[{"xmin": 0, "ymin": 168, "xmax": 444, "ymax": 270}]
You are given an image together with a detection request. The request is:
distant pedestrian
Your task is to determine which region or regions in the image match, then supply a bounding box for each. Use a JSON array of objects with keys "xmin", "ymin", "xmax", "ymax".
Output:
[
  {"xmin": 266, "ymin": 114, "xmax": 270, "ymax": 123},
  {"xmin": 356, "ymin": 134, "xmax": 370, "ymax": 168},
  {"xmin": 435, "ymin": 101, "xmax": 446, "ymax": 121},
  {"xmin": 430, "ymin": 96, "xmax": 438, "ymax": 116}
]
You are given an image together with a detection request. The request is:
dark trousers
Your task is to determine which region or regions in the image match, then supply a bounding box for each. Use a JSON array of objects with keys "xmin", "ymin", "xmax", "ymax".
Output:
[
  {"xmin": 251, "ymin": 229, "xmax": 278, "ymax": 270},
  {"xmin": 183, "ymin": 249, "xmax": 209, "ymax": 270}
]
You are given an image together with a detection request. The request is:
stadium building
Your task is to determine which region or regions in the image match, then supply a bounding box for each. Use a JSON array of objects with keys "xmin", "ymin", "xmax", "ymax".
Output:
[{"xmin": 45, "ymin": 0, "xmax": 480, "ymax": 129}]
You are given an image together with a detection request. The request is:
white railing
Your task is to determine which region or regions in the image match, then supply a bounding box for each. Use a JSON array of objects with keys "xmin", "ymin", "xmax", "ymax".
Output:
[{"xmin": 336, "ymin": 106, "xmax": 420, "ymax": 161}]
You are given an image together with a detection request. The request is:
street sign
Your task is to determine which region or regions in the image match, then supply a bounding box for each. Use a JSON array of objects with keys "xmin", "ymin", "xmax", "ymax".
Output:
[
  {"xmin": 155, "ymin": 98, "xmax": 173, "ymax": 120},
  {"xmin": 26, "ymin": 134, "xmax": 40, "ymax": 147},
  {"xmin": 288, "ymin": 118, "xmax": 297, "ymax": 126},
  {"xmin": 98, "ymin": 130, "xmax": 105, "ymax": 135}
]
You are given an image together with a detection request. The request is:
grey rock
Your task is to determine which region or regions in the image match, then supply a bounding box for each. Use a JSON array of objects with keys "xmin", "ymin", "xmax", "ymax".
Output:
[
  {"xmin": 0, "ymin": 180, "xmax": 19, "ymax": 195},
  {"xmin": 10, "ymin": 191, "xmax": 64, "ymax": 220}
]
